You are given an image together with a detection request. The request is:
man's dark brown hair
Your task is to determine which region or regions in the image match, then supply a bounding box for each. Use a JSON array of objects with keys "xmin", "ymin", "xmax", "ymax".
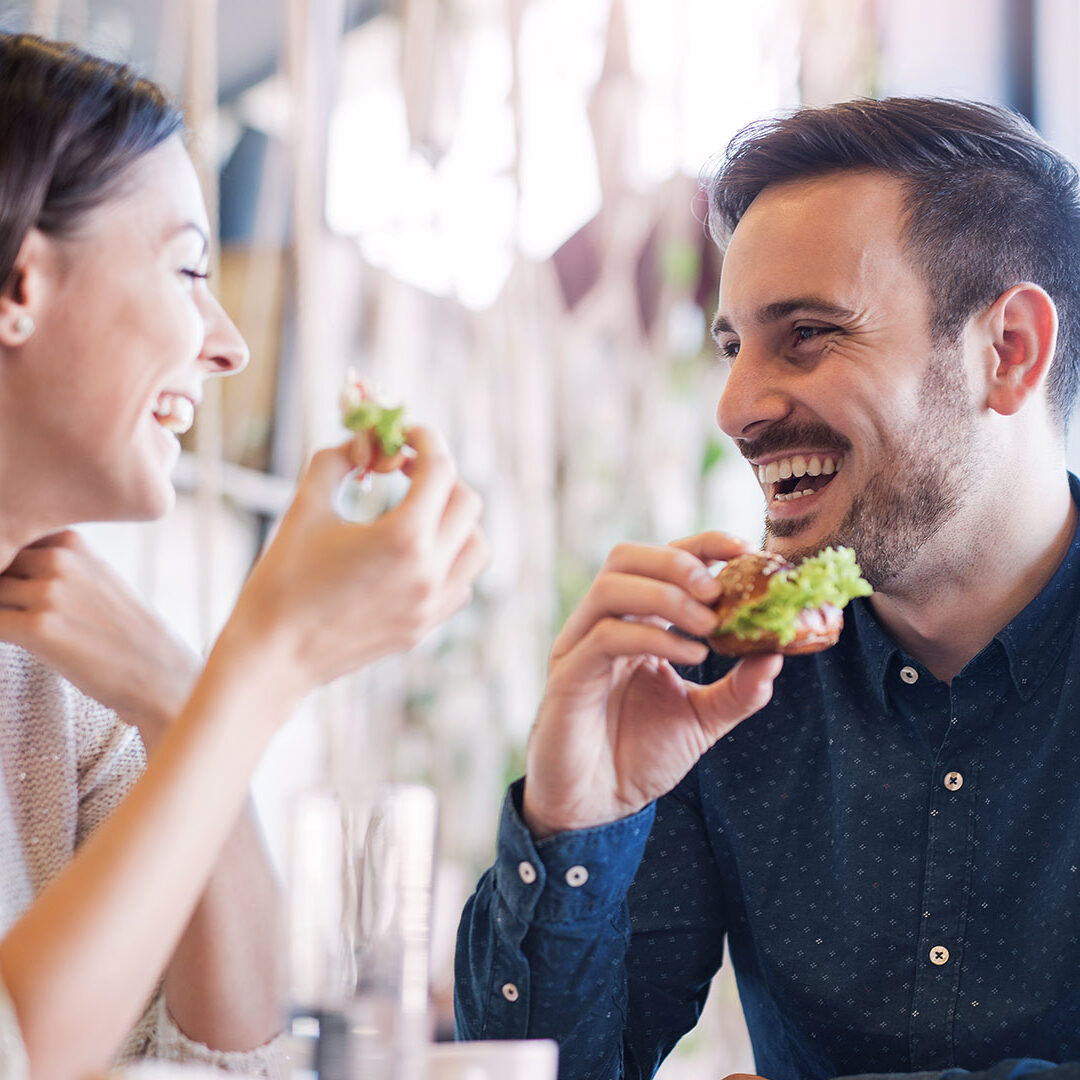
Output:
[{"xmin": 706, "ymin": 97, "xmax": 1080, "ymax": 431}]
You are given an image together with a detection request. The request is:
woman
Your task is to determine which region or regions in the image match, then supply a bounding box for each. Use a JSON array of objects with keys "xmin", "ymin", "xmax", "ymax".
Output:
[{"xmin": 0, "ymin": 31, "xmax": 487, "ymax": 1080}]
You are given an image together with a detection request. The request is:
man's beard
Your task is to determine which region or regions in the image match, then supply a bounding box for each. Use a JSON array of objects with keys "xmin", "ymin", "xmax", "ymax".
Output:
[{"xmin": 762, "ymin": 345, "xmax": 980, "ymax": 590}]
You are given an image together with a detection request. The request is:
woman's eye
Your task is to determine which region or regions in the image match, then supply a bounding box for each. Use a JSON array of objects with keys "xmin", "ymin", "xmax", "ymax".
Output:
[
  {"xmin": 180, "ymin": 268, "xmax": 210, "ymax": 284},
  {"xmin": 717, "ymin": 339, "xmax": 740, "ymax": 360}
]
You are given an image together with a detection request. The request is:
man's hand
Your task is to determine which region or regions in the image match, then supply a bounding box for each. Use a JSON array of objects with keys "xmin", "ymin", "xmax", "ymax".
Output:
[
  {"xmin": 0, "ymin": 530, "xmax": 201, "ymax": 748},
  {"xmin": 522, "ymin": 532, "xmax": 783, "ymax": 838}
]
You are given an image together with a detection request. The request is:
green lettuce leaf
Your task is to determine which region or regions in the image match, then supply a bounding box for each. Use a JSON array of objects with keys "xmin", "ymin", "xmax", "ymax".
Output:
[
  {"xmin": 342, "ymin": 401, "xmax": 407, "ymax": 456},
  {"xmin": 716, "ymin": 546, "xmax": 873, "ymax": 646}
]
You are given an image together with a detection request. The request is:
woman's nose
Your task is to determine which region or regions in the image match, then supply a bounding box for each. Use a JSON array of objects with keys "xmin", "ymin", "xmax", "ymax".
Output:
[{"xmin": 198, "ymin": 294, "xmax": 249, "ymax": 375}]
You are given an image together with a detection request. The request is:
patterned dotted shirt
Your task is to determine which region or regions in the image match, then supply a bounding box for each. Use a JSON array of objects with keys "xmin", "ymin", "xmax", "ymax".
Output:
[{"xmin": 455, "ymin": 478, "xmax": 1080, "ymax": 1080}]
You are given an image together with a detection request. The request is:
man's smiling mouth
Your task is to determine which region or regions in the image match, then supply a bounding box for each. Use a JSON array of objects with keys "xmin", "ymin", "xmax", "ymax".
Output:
[{"xmin": 756, "ymin": 453, "xmax": 843, "ymax": 503}]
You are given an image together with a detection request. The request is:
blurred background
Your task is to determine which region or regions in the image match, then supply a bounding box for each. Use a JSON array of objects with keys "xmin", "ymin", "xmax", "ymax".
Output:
[{"xmin": 10, "ymin": 0, "xmax": 1080, "ymax": 1072}]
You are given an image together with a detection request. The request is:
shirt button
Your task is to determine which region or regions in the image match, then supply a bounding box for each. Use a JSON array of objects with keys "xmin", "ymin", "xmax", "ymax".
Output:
[
  {"xmin": 944, "ymin": 771, "xmax": 964, "ymax": 791},
  {"xmin": 565, "ymin": 865, "xmax": 589, "ymax": 887},
  {"xmin": 929, "ymin": 945, "xmax": 950, "ymax": 965},
  {"xmin": 899, "ymin": 665, "xmax": 919, "ymax": 684},
  {"xmin": 518, "ymin": 861, "xmax": 537, "ymax": 884},
  {"xmin": 501, "ymin": 982, "xmax": 519, "ymax": 1002}
]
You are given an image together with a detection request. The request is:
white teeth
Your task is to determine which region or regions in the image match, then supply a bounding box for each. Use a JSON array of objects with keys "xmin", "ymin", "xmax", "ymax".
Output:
[
  {"xmin": 756, "ymin": 453, "xmax": 842, "ymax": 485},
  {"xmin": 154, "ymin": 393, "xmax": 195, "ymax": 435},
  {"xmin": 758, "ymin": 452, "xmax": 845, "ymax": 503}
]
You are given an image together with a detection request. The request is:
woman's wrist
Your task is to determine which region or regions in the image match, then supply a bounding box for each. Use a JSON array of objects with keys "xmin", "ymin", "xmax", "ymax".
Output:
[{"xmin": 203, "ymin": 604, "xmax": 312, "ymax": 730}]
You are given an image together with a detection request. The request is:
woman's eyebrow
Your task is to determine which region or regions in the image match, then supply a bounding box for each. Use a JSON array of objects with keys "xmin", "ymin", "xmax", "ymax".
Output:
[
  {"xmin": 166, "ymin": 221, "xmax": 209, "ymax": 257},
  {"xmin": 711, "ymin": 297, "xmax": 857, "ymax": 342}
]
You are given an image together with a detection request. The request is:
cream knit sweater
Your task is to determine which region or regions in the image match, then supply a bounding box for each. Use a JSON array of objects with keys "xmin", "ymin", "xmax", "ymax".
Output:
[{"xmin": 0, "ymin": 642, "xmax": 284, "ymax": 1078}]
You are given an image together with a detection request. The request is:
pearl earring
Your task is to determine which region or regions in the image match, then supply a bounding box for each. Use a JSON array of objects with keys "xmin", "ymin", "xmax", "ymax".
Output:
[{"xmin": 13, "ymin": 314, "xmax": 33, "ymax": 339}]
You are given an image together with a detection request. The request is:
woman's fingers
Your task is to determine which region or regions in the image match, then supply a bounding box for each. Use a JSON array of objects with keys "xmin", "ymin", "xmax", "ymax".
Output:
[
  {"xmin": 391, "ymin": 426, "xmax": 457, "ymax": 531},
  {"xmin": 434, "ymin": 481, "xmax": 484, "ymax": 570},
  {"xmin": 431, "ymin": 528, "xmax": 490, "ymax": 623},
  {"xmin": 0, "ymin": 575, "xmax": 36, "ymax": 611}
]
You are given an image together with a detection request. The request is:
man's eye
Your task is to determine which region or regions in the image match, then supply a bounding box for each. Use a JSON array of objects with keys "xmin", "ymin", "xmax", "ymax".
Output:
[{"xmin": 793, "ymin": 325, "xmax": 830, "ymax": 344}]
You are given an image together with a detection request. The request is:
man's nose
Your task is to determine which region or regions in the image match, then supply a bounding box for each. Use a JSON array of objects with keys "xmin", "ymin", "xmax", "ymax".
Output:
[
  {"xmin": 716, "ymin": 349, "xmax": 790, "ymax": 441},
  {"xmin": 198, "ymin": 294, "xmax": 250, "ymax": 376}
]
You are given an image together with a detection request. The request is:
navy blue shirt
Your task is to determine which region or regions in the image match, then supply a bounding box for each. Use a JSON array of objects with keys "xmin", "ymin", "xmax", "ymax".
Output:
[{"xmin": 455, "ymin": 476, "xmax": 1080, "ymax": 1080}]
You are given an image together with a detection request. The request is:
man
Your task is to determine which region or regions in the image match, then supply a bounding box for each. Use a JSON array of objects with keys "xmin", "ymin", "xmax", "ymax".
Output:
[{"xmin": 454, "ymin": 97, "xmax": 1080, "ymax": 1080}]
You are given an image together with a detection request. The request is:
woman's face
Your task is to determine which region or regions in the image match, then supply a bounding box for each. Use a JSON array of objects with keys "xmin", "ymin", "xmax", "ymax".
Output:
[{"xmin": 0, "ymin": 135, "xmax": 248, "ymax": 531}]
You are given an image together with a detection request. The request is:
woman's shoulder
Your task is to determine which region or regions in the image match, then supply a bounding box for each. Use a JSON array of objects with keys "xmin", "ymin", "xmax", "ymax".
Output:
[
  {"xmin": 0, "ymin": 642, "xmax": 130, "ymax": 756},
  {"xmin": 0, "ymin": 642, "xmax": 91, "ymax": 720}
]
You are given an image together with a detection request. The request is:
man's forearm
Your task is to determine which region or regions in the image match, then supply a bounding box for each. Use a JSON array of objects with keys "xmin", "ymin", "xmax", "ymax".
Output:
[{"xmin": 163, "ymin": 798, "xmax": 284, "ymax": 1051}]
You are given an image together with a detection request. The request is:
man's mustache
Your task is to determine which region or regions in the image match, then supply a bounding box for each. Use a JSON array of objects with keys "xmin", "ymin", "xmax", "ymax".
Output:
[{"xmin": 734, "ymin": 421, "xmax": 852, "ymax": 462}]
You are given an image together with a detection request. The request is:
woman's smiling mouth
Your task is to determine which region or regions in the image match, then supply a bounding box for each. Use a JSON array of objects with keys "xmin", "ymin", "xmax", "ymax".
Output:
[{"xmin": 152, "ymin": 391, "xmax": 195, "ymax": 435}]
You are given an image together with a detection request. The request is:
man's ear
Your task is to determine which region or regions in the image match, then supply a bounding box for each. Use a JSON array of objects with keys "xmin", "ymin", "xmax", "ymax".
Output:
[
  {"xmin": 0, "ymin": 228, "xmax": 52, "ymax": 349},
  {"xmin": 980, "ymin": 282, "xmax": 1058, "ymax": 417}
]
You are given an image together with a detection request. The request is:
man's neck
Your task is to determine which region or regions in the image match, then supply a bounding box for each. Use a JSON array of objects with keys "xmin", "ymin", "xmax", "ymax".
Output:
[{"xmin": 869, "ymin": 476, "xmax": 1078, "ymax": 683}]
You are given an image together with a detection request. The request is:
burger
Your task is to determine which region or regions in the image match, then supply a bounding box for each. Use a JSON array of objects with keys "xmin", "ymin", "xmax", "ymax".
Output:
[{"xmin": 708, "ymin": 546, "xmax": 872, "ymax": 656}]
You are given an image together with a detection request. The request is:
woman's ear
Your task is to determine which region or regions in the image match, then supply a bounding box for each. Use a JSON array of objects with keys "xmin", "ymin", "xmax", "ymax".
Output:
[
  {"xmin": 0, "ymin": 228, "xmax": 51, "ymax": 349},
  {"xmin": 980, "ymin": 282, "xmax": 1058, "ymax": 417}
]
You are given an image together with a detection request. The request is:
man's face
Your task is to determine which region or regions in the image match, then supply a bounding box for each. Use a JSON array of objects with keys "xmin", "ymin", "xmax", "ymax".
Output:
[{"xmin": 713, "ymin": 170, "xmax": 985, "ymax": 589}]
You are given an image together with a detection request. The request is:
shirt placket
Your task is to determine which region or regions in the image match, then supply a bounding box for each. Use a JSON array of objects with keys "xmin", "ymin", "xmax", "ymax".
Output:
[{"xmin": 909, "ymin": 679, "xmax": 979, "ymax": 1069}]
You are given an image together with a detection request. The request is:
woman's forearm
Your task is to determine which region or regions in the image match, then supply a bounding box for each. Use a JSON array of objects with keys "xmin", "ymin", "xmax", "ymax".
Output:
[
  {"xmin": 0, "ymin": 631, "xmax": 300, "ymax": 1080},
  {"xmin": 162, "ymin": 799, "xmax": 285, "ymax": 1052}
]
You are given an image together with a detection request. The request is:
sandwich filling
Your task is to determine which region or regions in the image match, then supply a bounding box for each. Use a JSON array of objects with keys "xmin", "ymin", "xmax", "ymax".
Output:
[{"xmin": 715, "ymin": 545, "xmax": 872, "ymax": 646}]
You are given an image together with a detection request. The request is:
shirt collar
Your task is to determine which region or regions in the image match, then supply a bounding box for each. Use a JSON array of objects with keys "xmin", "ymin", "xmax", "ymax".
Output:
[
  {"xmin": 852, "ymin": 472, "xmax": 1080, "ymax": 707},
  {"xmin": 848, "ymin": 597, "xmax": 901, "ymax": 712},
  {"xmin": 994, "ymin": 472, "xmax": 1080, "ymax": 701}
]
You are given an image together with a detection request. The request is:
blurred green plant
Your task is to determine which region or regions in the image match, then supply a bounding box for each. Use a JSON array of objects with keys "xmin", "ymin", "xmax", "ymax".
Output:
[
  {"xmin": 661, "ymin": 238, "xmax": 701, "ymax": 288},
  {"xmin": 701, "ymin": 436, "xmax": 726, "ymax": 476}
]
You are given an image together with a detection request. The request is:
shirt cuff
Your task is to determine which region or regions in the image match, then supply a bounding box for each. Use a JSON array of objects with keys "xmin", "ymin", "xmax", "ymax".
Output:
[{"xmin": 494, "ymin": 778, "xmax": 657, "ymax": 925}]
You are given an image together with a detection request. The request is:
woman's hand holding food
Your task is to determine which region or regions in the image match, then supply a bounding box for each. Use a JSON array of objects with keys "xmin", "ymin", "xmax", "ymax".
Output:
[
  {"xmin": 0, "ymin": 530, "xmax": 201, "ymax": 749},
  {"xmin": 219, "ymin": 423, "xmax": 487, "ymax": 710},
  {"xmin": 522, "ymin": 531, "xmax": 784, "ymax": 840}
]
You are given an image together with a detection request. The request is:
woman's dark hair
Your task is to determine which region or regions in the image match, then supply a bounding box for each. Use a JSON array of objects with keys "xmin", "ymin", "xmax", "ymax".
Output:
[
  {"xmin": 706, "ymin": 97, "xmax": 1080, "ymax": 431},
  {"xmin": 0, "ymin": 32, "xmax": 184, "ymax": 288}
]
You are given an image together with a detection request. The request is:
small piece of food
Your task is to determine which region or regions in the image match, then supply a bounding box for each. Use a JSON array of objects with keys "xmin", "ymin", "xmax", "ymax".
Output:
[
  {"xmin": 340, "ymin": 371, "xmax": 407, "ymax": 472},
  {"xmin": 708, "ymin": 546, "xmax": 872, "ymax": 656}
]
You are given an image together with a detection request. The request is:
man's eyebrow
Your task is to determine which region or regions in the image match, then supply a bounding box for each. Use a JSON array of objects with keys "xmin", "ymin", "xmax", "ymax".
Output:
[{"xmin": 711, "ymin": 297, "xmax": 858, "ymax": 342}]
